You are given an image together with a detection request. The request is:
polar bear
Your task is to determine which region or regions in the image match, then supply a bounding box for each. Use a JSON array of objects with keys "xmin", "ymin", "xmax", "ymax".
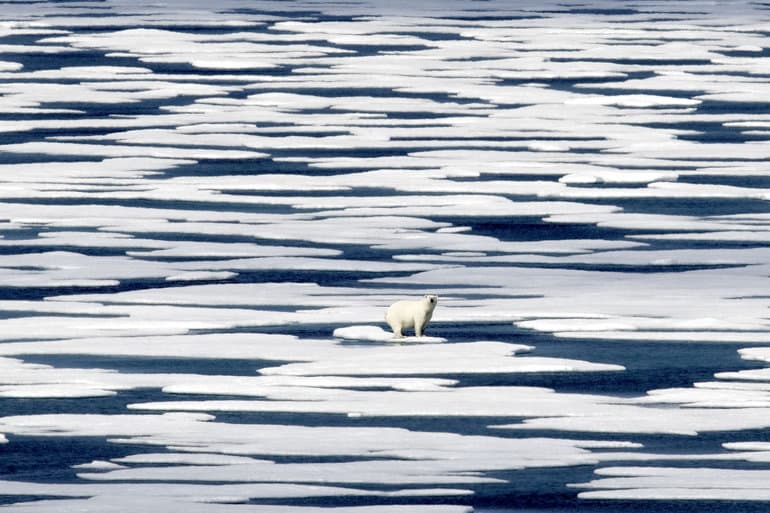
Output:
[{"xmin": 385, "ymin": 295, "xmax": 438, "ymax": 338}]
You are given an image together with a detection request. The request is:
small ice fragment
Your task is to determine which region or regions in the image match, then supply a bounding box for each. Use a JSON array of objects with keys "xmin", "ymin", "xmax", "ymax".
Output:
[{"xmin": 165, "ymin": 271, "xmax": 237, "ymax": 282}]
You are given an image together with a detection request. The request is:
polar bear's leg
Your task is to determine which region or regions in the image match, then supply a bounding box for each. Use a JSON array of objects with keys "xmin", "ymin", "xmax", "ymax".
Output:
[
  {"xmin": 414, "ymin": 313, "xmax": 426, "ymax": 337},
  {"xmin": 388, "ymin": 319, "xmax": 403, "ymax": 338}
]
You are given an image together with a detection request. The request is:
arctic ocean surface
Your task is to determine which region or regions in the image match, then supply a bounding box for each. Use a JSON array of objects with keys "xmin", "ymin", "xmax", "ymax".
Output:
[{"xmin": 0, "ymin": 0, "xmax": 770, "ymax": 512}]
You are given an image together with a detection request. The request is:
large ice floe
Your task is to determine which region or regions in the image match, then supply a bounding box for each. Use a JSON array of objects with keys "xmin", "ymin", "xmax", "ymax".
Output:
[{"xmin": 1, "ymin": 0, "xmax": 770, "ymax": 511}]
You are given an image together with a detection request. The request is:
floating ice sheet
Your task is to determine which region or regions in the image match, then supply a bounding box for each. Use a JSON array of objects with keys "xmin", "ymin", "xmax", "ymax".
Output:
[
  {"xmin": 0, "ymin": 501, "xmax": 472, "ymax": 513},
  {"xmin": 257, "ymin": 341, "xmax": 623, "ymax": 376},
  {"xmin": 575, "ymin": 466, "xmax": 770, "ymax": 501},
  {"xmin": 332, "ymin": 325, "xmax": 446, "ymax": 343},
  {"xmin": 165, "ymin": 271, "xmax": 238, "ymax": 282}
]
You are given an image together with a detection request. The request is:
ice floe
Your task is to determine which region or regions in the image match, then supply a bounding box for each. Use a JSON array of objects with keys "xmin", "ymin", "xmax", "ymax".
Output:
[
  {"xmin": 256, "ymin": 341, "xmax": 623, "ymax": 376},
  {"xmin": 165, "ymin": 271, "xmax": 238, "ymax": 282},
  {"xmin": 574, "ymin": 466, "xmax": 770, "ymax": 501},
  {"xmin": 73, "ymin": 460, "xmax": 126, "ymax": 471},
  {"xmin": 332, "ymin": 325, "xmax": 446, "ymax": 343},
  {"xmin": 0, "ymin": 501, "xmax": 471, "ymax": 513}
]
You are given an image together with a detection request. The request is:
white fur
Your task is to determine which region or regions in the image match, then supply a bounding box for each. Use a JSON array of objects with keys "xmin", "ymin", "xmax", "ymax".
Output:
[{"xmin": 385, "ymin": 295, "xmax": 438, "ymax": 338}]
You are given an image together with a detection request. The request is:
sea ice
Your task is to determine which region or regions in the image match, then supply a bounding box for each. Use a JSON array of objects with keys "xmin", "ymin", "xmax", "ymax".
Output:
[
  {"xmin": 332, "ymin": 325, "xmax": 446, "ymax": 343},
  {"xmin": 165, "ymin": 271, "xmax": 238, "ymax": 282},
  {"xmin": 575, "ymin": 466, "xmax": 770, "ymax": 501},
  {"xmin": 2, "ymin": 0, "xmax": 770, "ymax": 509}
]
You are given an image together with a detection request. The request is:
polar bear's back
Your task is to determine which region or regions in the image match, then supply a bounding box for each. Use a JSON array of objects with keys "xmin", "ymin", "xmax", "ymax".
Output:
[{"xmin": 385, "ymin": 299, "xmax": 422, "ymax": 326}]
